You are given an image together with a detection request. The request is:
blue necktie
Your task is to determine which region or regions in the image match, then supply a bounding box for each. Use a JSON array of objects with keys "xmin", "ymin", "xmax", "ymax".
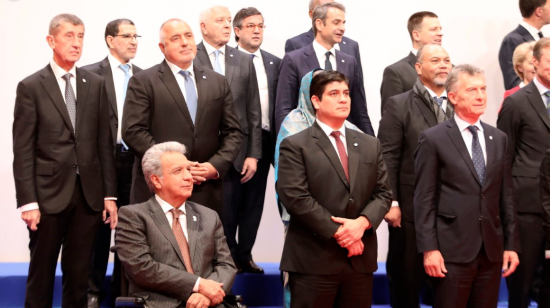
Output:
[
  {"xmin": 213, "ymin": 50, "xmax": 223, "ymax": 75},
  {"xmin": 433, "ymin": 96, "xmax": 446, "ymax": 107},
  {"xmin": 544, "ymin": 91, "xmax": 550, "ymax": 117},
  {"xmin": 119, "ymin": 64, "xmax": 131, "ymax": 150},
  {"xmin": 250, "ymin": 54, "xmax": 255, "ymax": 60},
  {"xmin": 179, "ymin": 70, "xmax": 198, "ymax": 124},
  {"xmin": 467, "ymin": 125, "xmax": 485, "ymax": 183}
]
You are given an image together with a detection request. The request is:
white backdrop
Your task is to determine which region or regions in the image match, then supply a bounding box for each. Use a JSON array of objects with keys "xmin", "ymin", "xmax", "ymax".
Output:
[{"xmin": 0, "ymin": 0, "xmax": 541, "ymax": 263}]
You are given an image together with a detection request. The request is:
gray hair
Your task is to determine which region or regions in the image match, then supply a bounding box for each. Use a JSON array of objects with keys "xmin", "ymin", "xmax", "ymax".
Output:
[
  {"xmin": 445, "ymin": 64, "xmax": 485, "ymax": 94},
  {"xmin": 142, "ymin": 142, "xmax": 187, "ymax": 192},
  {"xmin": 416, "ymin": 44, "xmax": 443, "ymax": 64},
  {"xmin": 199, "ymin": 6, "xmax": 230, "ymax": 24},
  {"xmin": 312, "ymin": 2, "xmax": 345, "ymax": 36},
  {"xmin": 49, "ymin": 14, "xmax": 84, "ymax": 35}
]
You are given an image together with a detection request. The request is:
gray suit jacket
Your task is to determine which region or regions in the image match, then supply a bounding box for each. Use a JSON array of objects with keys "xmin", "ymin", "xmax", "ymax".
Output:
[
  {"xmin": 195, "ymin": 42, "xmax": 262, "ymax": 171},
  {"xmin": 114, "ymin": 198, "xmax": 237, "ymax": 308}
]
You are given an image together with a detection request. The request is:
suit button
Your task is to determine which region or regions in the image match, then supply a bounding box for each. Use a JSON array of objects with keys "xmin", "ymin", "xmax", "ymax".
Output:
[
  {"xmin": 115, "ymin": 124, "xmax": 118, "ymax": 128},
  {"xmin": 193, "ymin": 137, "xmax": 198, "ymax": 141},
  {"xmin": 75, "ymin": 142, "xmax": 79, "ymax": 146},
  {"xmin": 349, "ymin": 198, "xmax": 354, "ymax": 203},
  {"xmin": 479, "ymin": 215, "xmax": 483, "ymax": 221},
  {"xmin": 73, "ymin": 164, "xmax": 77, "ymax": 169},
  {"xmin": 481, "ymin": 194, "xmax": 485, "ymax": 199}
]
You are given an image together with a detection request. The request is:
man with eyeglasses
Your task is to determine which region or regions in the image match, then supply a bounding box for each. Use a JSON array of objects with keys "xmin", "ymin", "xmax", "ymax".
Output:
[
  {"xmin": 193, "ymin": 6, "xmax": 263, "ymax": 273},
  {"xmin": 82, "ymin": 18, "xmax": 143, "ymax": 308}
]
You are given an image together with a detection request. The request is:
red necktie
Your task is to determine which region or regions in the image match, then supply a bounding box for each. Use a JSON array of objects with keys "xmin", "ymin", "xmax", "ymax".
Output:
[
  {"xmin": 330, "ymin": 131, "xmax": 349, "ymax": 182},
  {"xmin": 170, "ymin": 208, "xmax": 194, "ymax": 274}
]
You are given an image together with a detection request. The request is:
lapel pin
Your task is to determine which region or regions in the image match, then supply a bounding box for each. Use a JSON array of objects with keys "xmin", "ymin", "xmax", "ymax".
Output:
[
  {"xmin": 193, "ymin": 216, "xmax": 197, "ymax": 222},
  {"xmin": 354, "ymin": 143, "xmax": 358, "ymax": 147},
  {"xmin": 230, "ymin": 54, "xmax": 234, "ymax": 57},
  {"xmin": 202, "ymin": 76, "xmax": 206, "ymax": 79},
  {"xmin": 343, "ymin": 41, "xmax": 347, "ymax": 44},
  {"xmin": 270, "ymin": 61, "xmax": 273, "ymax": 65},
  {"xmin": 83, "ymin": 79, "xmax": 86, "ymax": 83},
  {"xmin": 489, "ymin": 136, "xmax": 493, "ymax": 140},
  {"xmin": 341, "ymin": 59, "xmax": 345, "ymax": 63}
]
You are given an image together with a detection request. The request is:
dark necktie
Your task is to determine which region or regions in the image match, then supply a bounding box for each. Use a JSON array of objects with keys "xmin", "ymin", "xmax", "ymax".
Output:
[
  {"xmin": 61, "ymin": 73, "xmax": 76, "ymax": 132},
  {"xmin": 119, "ymin": 64, "xmax": 131, "ymax": 150},
  {"xmin": 434, "ymin": 96, "xmax": 448, "ymax": 113},
  {"xmin": 170, "ymin": 208, "xmax": 194, "ymax": 274},
  {"xmin": 325, "ymin": 51, "xmax": 333, "ymax": 71},
  {"xmin": 544, "ymin": 91, "xmax": 550, "ymax": 117},
  {"xmin": 179, "ymin": 70, "xmax": 198, "ymax": 124},
  {"xmin": 250, "ymin": 54, "xmax": 255, "ymax": 60},
  {"xmin": 467, "ymin": 125, "xmax": 485, "ymax": 183},
  {"xmin": 330, "ymin": 131, "xmax": 349, "ymax": 181},
  {"xmin": 539, "ymin": 31, "xmax": 544, "ymax": 39}
]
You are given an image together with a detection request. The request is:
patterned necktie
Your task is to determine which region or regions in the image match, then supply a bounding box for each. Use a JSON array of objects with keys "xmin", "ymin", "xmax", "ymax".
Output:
[
  {"xmin": 119, "ymin": 64, "xmax": 131, "ymax": 150},
  {"xmin": 170, "ymin": 208, "xmax": 194, "ymax": 274},
  {"xmin": 330, "ymin": 131, "xmax": 349, "ymax": 182},
  {"xmin": 539, "ymin": 31, "xmax": 544, "ymax": 39},
  {"xmin": 213, "ymin": 49, "xmax": 223, "ymax": 75},
  {"xmin": 61, "ymin": 73, "xmax": 76, "ymax": 132},
  {"xmin": 325, "ymin": 51, "xmax": 333, "ymax": 71},
  {"xmin": 467, "ymin": 125, "xmax": 486, "ymax": 183},
  {"xmin": 179, "ymin": 70, "xmax": 198, "ymax": 124},
  {"xmin": 544, "ymin": 91, "xmax": 550, "ymax": 117}
]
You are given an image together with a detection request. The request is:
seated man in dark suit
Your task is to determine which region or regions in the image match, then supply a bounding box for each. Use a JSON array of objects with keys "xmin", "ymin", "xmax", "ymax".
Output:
[
  {"xmin": 115, "ymin": 141, "xmax": 237, "ymax": 308},
  {"xmin": 499, "ymin": 0, "xmax": 550, "ymax": 90}
]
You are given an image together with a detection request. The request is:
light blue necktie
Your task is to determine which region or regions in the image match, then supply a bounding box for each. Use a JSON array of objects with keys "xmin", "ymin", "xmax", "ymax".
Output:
[
  {"xmin": 179, "ymin": 70, "xmax": 198, "ymax": 124},
  {"xmin": 213, "ymin": 50, "xmax": 223, "ymax": 75},
  {"xmin": 544, "ymin": 91, "xmax": 550, "ymax": 117},
  {"xmin": 467, "ymin": 125, "xmax": 485, "ymax": 184},
  {"xmin": 119, "ymin": 64, "xmax": 131, "ymax": 150}
]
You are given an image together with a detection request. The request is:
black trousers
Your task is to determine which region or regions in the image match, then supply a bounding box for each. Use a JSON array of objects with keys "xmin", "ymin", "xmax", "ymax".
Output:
[
  {"xmin": 222, "ymin": 130, "xmax": 271, "ymax": 264},
  {"xmin": 88, "ymin": 147, "xmax": 134, "ymax": 304},
  {"xmin": 386, "ymin": 221, "xmax": 427, "ymax": 307},
  {"xmin": 25, "ymin": 176, "xmax": 102, "ymax": 308},
  {"xmin": 432, "ymin": 247, "xmax": 501, "ymax": 308},
  {"xmin": 288, "ymin": 264, "xmax": 373, "ymax": 308},
  {"xmin": 506, "ymin": 213, "xmax": 546, "ymax": 308}
]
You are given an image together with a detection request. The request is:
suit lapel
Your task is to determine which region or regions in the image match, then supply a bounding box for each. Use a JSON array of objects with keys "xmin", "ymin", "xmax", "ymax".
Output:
[
  {"xmin": 196, "ymin": 42, "xmax": 214, "ymax": 70},
  {"xmin": 414, "ymin": 93, "xmax": 439, "ymax": 127},
  {"xmin": 335, "ymin": 51, "xmax": 350, "ymax": 77},
  {"xmin": 304, "ymin": 28, "xmax": 314, "ymax": 45},
  {"xmin": 97, "ymin": 57, "xmax": 118, "ymax": 119},
  {"xmin": 193, "ymin": 64, "xmax": 208, "ymax": 126},
  {"xmin": 75, "ymin": 68, "xmax": 89, "ymax": 136},
  {"xmin": 346, "ymin": 128, "xmax": 359, "ymax": 193},
  {"xmin": 517, "ymin": 25, "xmax": 536, "ymax": 42},
  {"xmin": 446, "ymin": 119, "xmax": 482, "ymax": 186},
  {"xmin": 261, "ymin": 50, "xmax": 276, "ymax": 121},
  {"xmin": 39, "ymin": 65, "xmax": 75, "ymax": 137},
  {"xmin": 304, "ymin": 45, "xmax": 321, "ymax": 71},
  {"xmin": 406, "ymin": 52, "xmax": 416, "ymax": 69},
  {"xmin": 185, "ymin": 202, "xmax": 199, "ymax": 271},
  {"xmin": 158, "ymin": 60, "xmax": 195, "ymax": 129},
  {"xmin": 225, "ymin": 45, "xmax": 236, "ymax": 84},
  {"xmin": 312, "ymin": 123, "xmax": 349, "ymax": 189},
  {"xmin": 525, "ymin": 83, "xmax": 550, "ymax": 130},
  {"xmin": 148, "ymin": 199, "xmax": 186, "ymax": 266},
  {"xmin": 482, "ymin": 123, "xmax": 494, "ymax": 188}
]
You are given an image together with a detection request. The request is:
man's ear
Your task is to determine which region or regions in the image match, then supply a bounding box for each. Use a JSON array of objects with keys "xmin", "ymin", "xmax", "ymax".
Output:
[
  {"xmin": 311, "ymin": 95, "xmax": 321, "ymax": 110},
  {"xmin": 151, "ymin": 174, "xmax": 162, "ymax": 190}
]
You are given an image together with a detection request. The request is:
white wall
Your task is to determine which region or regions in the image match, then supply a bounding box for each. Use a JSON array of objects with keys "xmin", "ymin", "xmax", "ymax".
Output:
[{"xmin": 0, "ymin": 0, "xmax": 538, "ymax": 262}]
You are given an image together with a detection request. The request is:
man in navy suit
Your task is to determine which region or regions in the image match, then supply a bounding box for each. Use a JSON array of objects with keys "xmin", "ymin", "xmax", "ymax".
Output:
[
  {"xmin": 499, "ymin": 0, "xmax": 550, "ymax": 90},
  {"xmin": 275, "ymin": 2, "xmax": 373, "ymax": 136},
  {"xmin": 285, "ymin": 0, "xmax": 363, "ymax": 80}
]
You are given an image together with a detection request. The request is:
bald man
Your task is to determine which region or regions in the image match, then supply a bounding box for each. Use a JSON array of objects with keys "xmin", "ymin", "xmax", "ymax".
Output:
[{"xmin": 122, "ymin": 19, "xmax": 242, "ymax": 216}]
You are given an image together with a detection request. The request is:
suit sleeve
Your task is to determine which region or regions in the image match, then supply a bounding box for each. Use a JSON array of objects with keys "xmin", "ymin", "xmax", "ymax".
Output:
[
  {"xmin": 541, "ymin": 150, "xmax": 550, "ymax": 245},
  {"xmin": 497, "ymin": 95, "xmax": 520, "ymax": 168},
  {"xmin": 377, "ymin": 97, "xmax": 403, "ymax": 198},
  {"xmin": 359, "ymin": 139, "xmax": 392, "ymax": 230},
  {"xmin": 500, "ymin": 135, "xmax": 520, "ymax": 252},
  {"xmin": 498, "ymin": 37, "xmax": 521, "ymax": 90},
  {"xmin": 122, "ymin": 75, "xmax": 155, "ymax": 157},
  {"xmin": 115, "ymin": 206, "xmax": 199, "ymax": 300},
  {"xmin": 349, "ymin": 57, "xmax": 374, "ymax": 136},
  {"xmin": 274, "ymin": 54, "xmax": 300, "ymax": 136},
  {"xmin": 245, "ymin": 58, "xmax": 262, "ymax": 159},
  {"xmin": 414, "ymin": 131, "xmax": 440, "ymax": 253},
  {"xmin": 277, "ymin": 138, "xmax": 341, "ymax": 240},
  {"xmin": 380, "ymin": 65, "xmax": 403, "ymax": 115},
  {"xmin": 203, "ymin": 214, "xmax": 237, "ymax": 293},
  {"xmin": 207, "ymin": 77, "xmax": 243, "ymax": 178},
  {"xmin": 12, "ymin": 81, "xmax": 38, "ymax": 207},
  {"xmin": 97, "ymin": 80, "xmax": 117, "ymax": 197},
  {"xmin": 284, "ymin": 39, "xmax": 296, "ymax": 53}
]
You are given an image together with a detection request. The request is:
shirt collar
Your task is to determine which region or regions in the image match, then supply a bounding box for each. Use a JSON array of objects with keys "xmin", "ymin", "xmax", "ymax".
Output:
[
  {"xmin": 534, "ymin": 75, "xmax": 550, "ymax": 96},
  {"xmin": 520, "ymin": 20, "xmax": 542, "ymax": 41},
  {"xmin": 312, "ymin": 39, "xmax": 336, "ymax": 59},
  {"xmin": 454, "ymin": 113, "xmax": 483, "ymax": 132},
  {"xmin": 50, "ymin": 59, "xmax": 76, "ymax": 79},
  {"xmin": 425, "ymin": 86, "xmax": 447, "ymax": 99},
  {"xmin": 165, "ymin": 59, "xmax": 194, "ymax": 77},
  {"xmin": 316, "ymin": 119, "xmax": 346, "ymax": 138},
  {"xmin": 155, "ymin": 194, "xmax": 186, "ymax": 215},
  {"xmin": 107, "ymin": 53, "xmax": 132, "ymax": 73},
  {"xmin": 237, "ymin": 45, "xmax": 262, "ymax": 59},
  {"xmin": 411, "ymin": 48, "xmax": 418, "ymax": 56},
  {"xmin": 203, "ymin": 40, "xmax": 224, "ymax": 56}
]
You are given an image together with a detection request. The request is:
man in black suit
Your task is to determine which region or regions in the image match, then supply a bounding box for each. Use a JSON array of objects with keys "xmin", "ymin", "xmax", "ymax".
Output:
[
  {"xmin": 499, "ymin": 0, "xmax": 550, "ymax": 90},
  {"xmin": 378, "ymin": 44, "xmax": 452, "ymax": 308},
  {"xmin": 122, "ymin": 18, "xmax": 243, "ymax": 217},
  {"xmin": 415, "ymin": 64, "xmax": 520, "ymax": 307},
  {"xmin": 540, "ymin": 149, "xmax": 550, "ymax": 308},
  {"xmin": 277, "ymin": 70, "xmax": 391, "ymax": 308},
  {"xmin": 285, "ymin": 0, "xmax": 363, "ymax": 80},
  {"xmin": 275, "ymin": 2, "xmax": 373, "ymax": 136},
  {"xmin": 82, "ymin": 18, "xmax": 143, "ymax": 307},
  {"xmin": 12, "ymin": 14, "xmax": 117, "ymax": 308},
  {"xmin": 220, "ymin": 7, "xmax": 282, "ymax": 274},
  {"xmin": 380, "ymin": 11, "xmax": 443, "ymax": 114},
  {"xmin": 498, "ymin": 37, "xmax": 550, "ymax": 308}
]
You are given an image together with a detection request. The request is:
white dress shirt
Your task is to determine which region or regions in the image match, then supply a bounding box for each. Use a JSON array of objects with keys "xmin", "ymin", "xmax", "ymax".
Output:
[
  {"xmin": 425, "ymin": 87, "xmax": 448, "ymax": 111},
  {"xmin": 454, "ymin": 114, "xmax": 487, "ymax": 165},
  {"xmin": 312, "ymin": 40, "xmax": 337, "ymax": 71},
  {"xmin": 533, "ymin": 75, "xmax": 550, "ymax": 108},
  {"xmin": 107, "ymin": 54, "xmax": 133, "ymax": 145},
  {"xmin": 316, "ymin": 119, "xmax": 348, "ymax": 160},
  {"xmin": 411, "ymin": 48, "xmax": 418, "ymax": 56},
  {"xmin": 155, "ymin": 194, "xmax": 200, "ymax": 291},
  {"xmin": 165, "ymin": 60, "xmax": 199, "ymax": 103},
  {"xmin": 238, "ymin": 46, "xmax": 270, "ymax": 131},
  {"xmin": 520, "ymin": 20, "xmax": 542, "ymax": 41},
  {"xmin": 203, "ymin": 41, "xmax": 226, "ymax": 75}
]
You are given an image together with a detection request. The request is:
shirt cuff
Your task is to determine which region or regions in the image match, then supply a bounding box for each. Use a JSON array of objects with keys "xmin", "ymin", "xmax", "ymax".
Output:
[
  {"xmin": 104, "ymin": 197, "xmax": 117, "ymax": 201},
  {"xmin": 20, "ymin": 202, "xmax": 39, "ymax": 212},
  {"xmin": 391, "ymin": 200, "xmax": 399, "ymax": 207},
  {"xmin": 193, "ymin": 277, "xmax": 201, "ymax": 292}
]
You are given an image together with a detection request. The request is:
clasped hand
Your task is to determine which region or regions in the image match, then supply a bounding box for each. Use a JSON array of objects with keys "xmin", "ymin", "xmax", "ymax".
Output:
[{"xmin": 332, "ymin": 216, "xmax": 371, "ymax": 257}]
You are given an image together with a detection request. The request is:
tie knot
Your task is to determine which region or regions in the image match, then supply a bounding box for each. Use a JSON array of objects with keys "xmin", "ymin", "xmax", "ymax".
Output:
[
  {"xmin": 330, "ymin": 131, "xmax": 341, "ymax": 138},
  {"xmin": 539, "ymin": 31, "xmax": 544, "ymax": 39},
  {"xmin": 467, "ymin": 125, "xmax": 478, "ymax": 135},
  {"xmin": 544, "ymin": 91, "xmax": 550, "ymax": 98},
  {"xmin": 179, "ymin": 70, "xmax": 191, "ymax": 78},
  {"xmin": 250, "ymin": 53, "xmax": 255, "ymax": 59},
  {"xmin": 170, "ymin": 208, "xmax": 183, "ymax": 220},
  {"xmin": 119, "ymin": 64, "xmax": 131, "ymax": 73},
  {"xmin": 62, "ymin": 73, "xmax": 72, "ymax": 82},
  {"xmin": 325, "ymin": 51, "xmax": 332, "ymax": 58},
  {"xmin": 213, "ymin": 49, "xmax": 222, "ymax": 57}
]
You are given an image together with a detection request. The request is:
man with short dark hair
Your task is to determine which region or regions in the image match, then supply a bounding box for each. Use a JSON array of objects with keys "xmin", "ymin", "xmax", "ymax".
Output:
[
  {"xmin": 498, "ymin": 37, "xmax": 550, "ymax": 308},
  {"xmin": 499, "ymin": 0, "xmax": 550, "ymax": 90},
  {"xmin": 415, "ymin": 64, "xmax": 520, "ymax": 307},
  {"xmin": 82, "ymin": 18, "xmax": 143, "ymax": 307},
  {"xmin": 380, "ymin": 11, "xmax": 442, "ymax": 113},
  {"xmin": 278, "ymin": 70, "xmax": 391, "ymax": 307},
  {"xmin": 275, "ymin": 2, "xmax": 373, "ymax": 136},
  {"xmin": 13, "ymin": 13, "xmax": 117, "ymax": 307},
  {"xmin": 378, "ymin": 44, "xmax": 452, "ymax": 308}
]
